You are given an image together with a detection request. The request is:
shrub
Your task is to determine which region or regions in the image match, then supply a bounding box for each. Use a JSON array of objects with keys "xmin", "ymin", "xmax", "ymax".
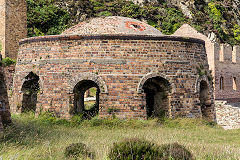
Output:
[
  {"xmin": 70, "ymin": 114, "xmax": 84, "ymax": 126},
  {"xmin": 65, "ymin": 142, "xmax": 95, "ymax": 159},
  {"xmin": 159, "ymin": 142, "xmax": 195, "ymax": 160},
  {"xmin": 97, "ymin": 11, "xmax": 113, "ymax": 17},
  {"xmin": 108, "ymin": 138, "xmax": 162, "ymax": 160},
  {"xmin": 108, "ymin": 139, "xmax": 195, "ymax": 160},
  {"xmin": 2, "ymin": 57, "xmax": 16, "ymax": 66}
]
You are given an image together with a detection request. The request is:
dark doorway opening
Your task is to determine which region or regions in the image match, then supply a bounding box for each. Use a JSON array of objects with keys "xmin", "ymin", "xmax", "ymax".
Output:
[
  {"xmin": 73, "ymin": 80, "xmax": 100, "ymax": 119},
  {"xmin": 21, "ymin": 72, "xmax": 40, "ymax": 112},
  {"xmin": 143, "ymin": 77, "xmax": 171, "ymax": 118},
  {"xmin": 199, "ymin": 80, "xmax": 210, "ymax": 118}
]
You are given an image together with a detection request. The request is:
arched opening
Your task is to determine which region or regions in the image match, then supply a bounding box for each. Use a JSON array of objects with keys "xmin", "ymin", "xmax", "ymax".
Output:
[
  {"xmin": 199, "ymin": 80, "xmax": 210, "ymax": 118},
  {"xmin": 142, "ymin": 77, "xmax": 171, "ymax": 118},
  {"xmin": 73, "ymin": 80, "xmax": 100, "ymax": 119},
  {"xmin": 21, "ymin": 72, "xmax": 40, "ymax": 112}
]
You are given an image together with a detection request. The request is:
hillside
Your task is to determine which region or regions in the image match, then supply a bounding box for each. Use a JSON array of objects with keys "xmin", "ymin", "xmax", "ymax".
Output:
[{"xmin": 27, "ymin": 0, "xmax": 240, "ymax": 45}]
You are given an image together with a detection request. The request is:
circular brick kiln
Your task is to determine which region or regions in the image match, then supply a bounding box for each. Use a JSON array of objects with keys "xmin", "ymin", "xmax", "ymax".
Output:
[{"xmin": 12, "ymin": 16, "xmax": 215, "ymax": 120}]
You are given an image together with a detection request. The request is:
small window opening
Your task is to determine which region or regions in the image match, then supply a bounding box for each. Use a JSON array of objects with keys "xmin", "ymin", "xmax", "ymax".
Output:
[
  {"xmin": 233, "ymin": 77, "xmax": 237, "ymax": 90},
  {"xmin": 220, "ymin": 76, "xmax": 224, "ymax": 90}
]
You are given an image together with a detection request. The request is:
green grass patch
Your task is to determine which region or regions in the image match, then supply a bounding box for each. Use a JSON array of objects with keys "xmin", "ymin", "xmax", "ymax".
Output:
[{"xmin": 0, "ymin": 113, "xmax": 239, "ymax": 159}]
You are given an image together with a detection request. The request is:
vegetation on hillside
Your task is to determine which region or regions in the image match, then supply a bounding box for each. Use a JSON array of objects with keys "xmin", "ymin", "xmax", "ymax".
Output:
[
  {"xmin": 0, "ymin": 113, "xmax": 239, "ymax": 159},
  {"xmin": 27, "ymin": 0, "xmax": 240, "ymax": 45},
  {"xmin": 27, "ymin": 0, "xmax": 70, "ymax": 37}
]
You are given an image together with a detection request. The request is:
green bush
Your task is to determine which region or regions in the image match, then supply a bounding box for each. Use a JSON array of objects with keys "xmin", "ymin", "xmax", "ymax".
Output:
[
  {"xmin": 97, "ymin": 11, "xmax": 113, "ymax": 17},
  {"xmin": 108, "ymin": 138, "xmax": 162, "ymax": 160},
  {"xmin": 108, "ymin": 139, "xmax": 195, "ymax": 160},
  {"xmin": 159, "ymin": 142, "xmax": 195, "ymax": 160},
  {"xmin": 70, "ymin": 114, "xmax": 84, "ymax": 126},
  {"xmin": 2, "ymin": 57, "xmax": 16, "ymax": 66},
  {"xmin": 65, "ymin": 142, "xmax": 95, "ymax": 159}
]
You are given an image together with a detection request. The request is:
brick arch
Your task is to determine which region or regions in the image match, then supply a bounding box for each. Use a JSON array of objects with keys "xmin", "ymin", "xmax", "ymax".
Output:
[
  {"xmin": 137, "ymin": 72, "xmax": 176, "ymax": 94},
  {"xmin": 195, "ymin": 75, "xmax": 212, "ymax": 94},
  {"xmin": 20, "ymin": 71, "xmax": 43, "ymax": 93},
  {"xmin": 68, "ymin": 73, "xmax": 108, "ymax": 93}
]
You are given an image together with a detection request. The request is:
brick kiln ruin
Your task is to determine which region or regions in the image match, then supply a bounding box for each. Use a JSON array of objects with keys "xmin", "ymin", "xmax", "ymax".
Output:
[{"xmin": 11, "ymin": 16, "xmax": 215, "ymax": 120}]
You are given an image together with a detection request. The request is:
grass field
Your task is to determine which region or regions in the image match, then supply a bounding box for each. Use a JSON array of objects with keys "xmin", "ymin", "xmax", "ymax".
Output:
[{"xmin": 0, "ymin": 113, "xmax": 239, "ymax": 160}]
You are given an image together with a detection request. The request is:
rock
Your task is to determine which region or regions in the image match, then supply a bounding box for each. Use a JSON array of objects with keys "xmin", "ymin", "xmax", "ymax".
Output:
[
  {"xmin": 208, "ymin": 32, "xmax": 217, "ymax": 42},
  {"xmin": 179, "ymin": 1, "xmax": 193, "ymax": 19}
]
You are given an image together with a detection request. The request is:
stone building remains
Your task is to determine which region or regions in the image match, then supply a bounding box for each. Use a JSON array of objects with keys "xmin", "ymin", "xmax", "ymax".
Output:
[
  {"xmin": 0, "ymin": 64, "xmax": 11, "ymax": 130},
  {"xmin": 0, "ymin": 0, "xmax": 239, "ymax": 129},
  {"xmin": 0, "ymin": 0, "xmax": 26, "ymax": 130},
  {"xmin": 174, "ymin": 24, "xmax": 240, "ymax": 129},
  {"xmin": 0, "ymin": 0, "xmax": 27, "ymax": 59},
  {"xmin": 11, "ymin": 16, "xmax": 215, "ymax": 120}
]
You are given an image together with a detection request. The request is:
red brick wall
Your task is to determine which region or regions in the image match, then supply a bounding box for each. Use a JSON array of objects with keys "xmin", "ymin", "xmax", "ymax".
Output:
[
  {"xmin": 12, "ymin": 35, "xmax": 215, "ymax": 120},
  {"xmin": 214, "ymin": 44, "xmax": 240, "ymax": 102}
]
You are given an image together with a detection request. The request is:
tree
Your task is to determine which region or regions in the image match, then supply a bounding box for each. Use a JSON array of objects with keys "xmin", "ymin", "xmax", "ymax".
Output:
[{"xmin": 27, "ymin": 0, "xmax": 70, "ymax": 37}]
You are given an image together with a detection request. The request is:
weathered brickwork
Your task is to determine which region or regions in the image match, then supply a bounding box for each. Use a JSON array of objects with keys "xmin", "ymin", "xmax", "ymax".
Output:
[
  {"xmin": 215, "ymin": 101, "xmax": 240, "ymax": 130},
  {"xmin": 0, "ymin": 0, "xmax": 6, "ymax": 58},
  {"xmin": 174, "ymin": 24, "xmax": 240, "ymax": 103},
  {"xmin": 214, "ymin": 44, "xmax": 240, "ymax": 102},
  {"xmin": 0, "ymin": 65, "xmax": 11, "ymax": 130},
  {"xmin": 174, "ymin": 24, "xmax": 240, "ymax": 129},
  {"xmin": 4, "ymin": 65, "xmax": 15, "ymax": 106},
  {"xmin": 0, "ymin": 0, "xmax": 27, "ymax": 59},
  {"xmin": 11, "ymin": 17, "xmax": 215, "ymax": 120}
]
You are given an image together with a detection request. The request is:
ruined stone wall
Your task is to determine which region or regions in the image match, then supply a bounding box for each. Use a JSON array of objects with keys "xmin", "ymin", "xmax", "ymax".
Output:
[
  {"xmin": 4, "ymin": 65, "xmax": 15, "ymax": 106},
  {"xmin": 0, "ymin": 0, "xmax": 27, "ymax": 59},
  {"xmin": 12, "ymin": 35, "xmax": 214, "ymax": 120},
  {"xmin": 214, "ymin": 44, "xmax": 240, "ymax": 102},
  {"xmin": 215, "ymin": 101, "xmax": 240, "ymax": 129},
  {"xmin": 5, "ymin": 0, "xmax": 27, "ymax": 59},
  {"xmin": 0, "ymin": 0, "xmax": 6, "ymax": 58},
  {"xmin": 174, "ymin": 24, "xmax": 240, "ymax": 103},
  {"xmin": 173, "ymin": 24, "xmax": 215, "ymax": 75},
  {"xmin": 0, "ymin": 65, "xmax": 11, "ymax": 130}
]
